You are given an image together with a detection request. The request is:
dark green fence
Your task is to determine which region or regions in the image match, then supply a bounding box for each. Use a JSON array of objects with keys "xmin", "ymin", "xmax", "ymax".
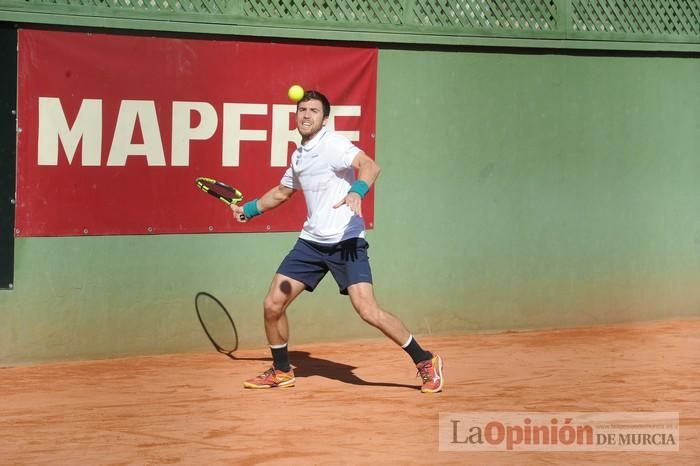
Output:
[{"xmin": 0, "ymin": 0, "xmax": 698, "ymax": 50}]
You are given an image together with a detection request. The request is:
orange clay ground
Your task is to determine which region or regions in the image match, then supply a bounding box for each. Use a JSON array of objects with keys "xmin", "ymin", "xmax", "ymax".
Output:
[{"xmin": 1, "ymin": 319, "xmax": 698, "ymax": 465}]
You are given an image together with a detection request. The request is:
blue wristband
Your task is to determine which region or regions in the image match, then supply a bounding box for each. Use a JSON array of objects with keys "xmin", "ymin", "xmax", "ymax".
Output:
[
  {"xmin": 348, "ymin": 180, "xmax": 370, "ymax": 199},
  {"xmin": 242, "ymin": 199, "xmax": 262, "ymax": 219}
]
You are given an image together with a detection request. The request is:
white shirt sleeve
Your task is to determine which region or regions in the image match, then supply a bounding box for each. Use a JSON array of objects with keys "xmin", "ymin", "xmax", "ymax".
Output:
[
  {"xmin": 280, "ymin": 165, "xmax": 301, "ymax": 190},
  {"xmin": 328, "ymin": 134, "xmax": 361, "ymax": 172}
]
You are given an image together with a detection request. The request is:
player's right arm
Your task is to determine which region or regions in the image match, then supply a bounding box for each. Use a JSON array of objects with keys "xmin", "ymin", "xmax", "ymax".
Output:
[{"xmin": 231, "ymin": 184, "xmax": 296, "ymax": 222}]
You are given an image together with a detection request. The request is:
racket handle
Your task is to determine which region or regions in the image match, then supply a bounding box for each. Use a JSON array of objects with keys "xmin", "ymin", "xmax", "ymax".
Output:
[{"xmin": 230, "ymin": 201, "xmax": 246, "ymax": 221}]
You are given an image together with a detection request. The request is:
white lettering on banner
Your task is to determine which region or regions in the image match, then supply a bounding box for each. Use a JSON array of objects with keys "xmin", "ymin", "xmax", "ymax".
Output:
[
  {"xmin": 222, "ymin": 103, "xmax": 268, "ymax": 167},
  {"xmin": 107, "ymin": 100, "xmax": 165, "ymax": 166},
  {"xmin": 270, "ymin": 106, "xmax": 362, "ymax": 167},
  {"xmin": 172, "ymin": 101, "xmax": 218, "ymax": 166},
  {"xmin": 38, "ymin": 97, "xmax": 102, "ymax": 166},
  {"xmin": 328, "ymin": 105, "xmax": 361, "ymax": 142},
  {"xmin": 36, "ymin": 98, "xmax": 362, "ymax": 167},
  {"xmin": 271, "ymin": 104, "xmax": 301, "ymax": 167}
]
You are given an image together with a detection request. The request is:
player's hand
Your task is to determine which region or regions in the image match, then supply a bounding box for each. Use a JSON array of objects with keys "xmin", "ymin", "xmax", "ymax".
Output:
[
  {"xmin": 230, "ymin": 204, "xmax": 247, "ymax": 222},
  {"xmin": 333, "ymin": 192, "xmax": 363, "ymax": 217}
]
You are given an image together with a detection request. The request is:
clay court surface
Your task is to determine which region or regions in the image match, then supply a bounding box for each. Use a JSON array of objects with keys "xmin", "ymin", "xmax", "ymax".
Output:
[{"xmin": 1, "ymin": 319, "xmax": 698, "ymax": 465}]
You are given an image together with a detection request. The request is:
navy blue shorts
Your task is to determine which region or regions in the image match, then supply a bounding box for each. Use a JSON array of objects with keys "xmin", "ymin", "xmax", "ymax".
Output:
[{"xmin": 277, "ymin": 238, "xmax": 373, "ymax": 295}]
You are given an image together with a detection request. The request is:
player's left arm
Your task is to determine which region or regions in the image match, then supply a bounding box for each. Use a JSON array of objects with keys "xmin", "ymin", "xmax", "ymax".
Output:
[{"xmin": 333, "ymin": 151, "xmax": 380, "ymax": 217}]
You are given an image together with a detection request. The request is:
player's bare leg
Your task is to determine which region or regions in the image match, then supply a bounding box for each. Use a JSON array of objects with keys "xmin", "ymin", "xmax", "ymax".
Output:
[
  {"xmin": 243, "ymin": 273, "xmax": 305, "ymax": 389},
  {"xmin": 263, "ymin": 273, "xmax": 306, "ymax": 345},
  {"xmin": 346, "ymin": 282, "xmax": 411, "ymax": 345},
  {"xmin": 347, "ymin": 282, "xmax": 444, "ymax": 393}
]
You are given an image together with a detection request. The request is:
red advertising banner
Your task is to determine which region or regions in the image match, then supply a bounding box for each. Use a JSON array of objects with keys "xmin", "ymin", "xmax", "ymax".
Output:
[{"xmin": 16, "ymin": 29, "xmax": 377, "ymax": 237}]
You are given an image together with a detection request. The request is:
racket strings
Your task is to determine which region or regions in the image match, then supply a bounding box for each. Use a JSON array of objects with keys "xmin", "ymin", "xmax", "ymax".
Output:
[
  {"xmin": 207, "ymin": 183, "xmax": 236, "ymax": 198},
  {"xmin": 201, "ymin": 180, "xmax": 241, "ymax": 201},
  {"xmin": 196, "ymin": 293, "xmax": 238, "ymax": 353}
]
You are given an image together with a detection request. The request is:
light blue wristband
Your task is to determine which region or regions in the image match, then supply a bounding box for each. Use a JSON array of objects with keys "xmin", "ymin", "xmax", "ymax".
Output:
[
  {"xmin": 348, "ymin": 180, "xmax": 370, "ymax": 199},
  {"xmin": 242, "ymin": 199, "xmax": 262, "ymax": 219}
]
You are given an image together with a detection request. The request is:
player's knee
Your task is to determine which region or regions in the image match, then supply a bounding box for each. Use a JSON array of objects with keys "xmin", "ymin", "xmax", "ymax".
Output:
[
  {"xmin": 355, "ymin": 302, "xmax": 382, "ymax": 326},
  {"xmin": 263, "ymin": 295, "xmax": 285, "ymax": 320}
]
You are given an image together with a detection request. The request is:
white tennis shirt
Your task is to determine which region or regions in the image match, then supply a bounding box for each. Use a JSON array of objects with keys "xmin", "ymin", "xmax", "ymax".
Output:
[{"xmin": 280, "ymin": 126, "xmax": 366, "ymax": 244}]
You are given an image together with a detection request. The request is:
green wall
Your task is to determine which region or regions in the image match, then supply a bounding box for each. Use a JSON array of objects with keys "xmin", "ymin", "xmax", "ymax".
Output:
[
  {"xmin": 1, "ymin": 46, "xmax": 698, "ymax": 365},
  {"xmin": 374, "ymin": 48, "xmax": 700, "ymax": 331}
]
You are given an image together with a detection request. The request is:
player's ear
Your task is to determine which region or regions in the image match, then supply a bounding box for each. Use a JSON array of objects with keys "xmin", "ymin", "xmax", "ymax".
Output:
[{"xmin": 322, "ymin": 115, "xmax": 329, "ymax": 126}]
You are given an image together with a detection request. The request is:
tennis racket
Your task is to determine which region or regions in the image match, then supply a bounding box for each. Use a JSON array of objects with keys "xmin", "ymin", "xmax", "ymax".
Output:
[
  {"xmin": 195, "ymin": 292, "xmax": 239, "ymax": 359},
  {"xmin": 195, "ymin": 177, "xmax": 246, "ymax": 220},
  {"xmin": 196, "ymin": 177, "xmax": 243, "ymax": 205}
]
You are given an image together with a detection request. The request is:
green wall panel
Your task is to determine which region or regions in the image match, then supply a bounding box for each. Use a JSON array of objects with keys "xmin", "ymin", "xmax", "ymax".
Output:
[
  {"xmin": 1, "ymin": 46, "xmax": 698, "ymax": 365},
  {"xmin": 372, "ymin": 49, "xmax": 700, "ymax": 331}
]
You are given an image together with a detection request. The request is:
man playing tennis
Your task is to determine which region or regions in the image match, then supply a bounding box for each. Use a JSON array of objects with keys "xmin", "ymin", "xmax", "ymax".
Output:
[{"xmin": 231, "ymin": 90, "xmax": 443, "ymax": 393}]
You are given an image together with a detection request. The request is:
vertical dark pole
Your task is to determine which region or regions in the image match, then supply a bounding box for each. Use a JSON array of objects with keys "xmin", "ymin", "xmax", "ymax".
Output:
[{"xmin": 0, "ymin": 23, "xmax": 17, "ymax": 290}]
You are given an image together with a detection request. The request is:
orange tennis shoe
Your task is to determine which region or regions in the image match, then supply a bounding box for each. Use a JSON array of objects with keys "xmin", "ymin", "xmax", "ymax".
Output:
[
  {"xmin": 243, "ymin": 366, "xmax": 296, "ymax": 389},
  {"xmin": 416, "ymin": 354, "xmax": 444, "ymax": 393}
]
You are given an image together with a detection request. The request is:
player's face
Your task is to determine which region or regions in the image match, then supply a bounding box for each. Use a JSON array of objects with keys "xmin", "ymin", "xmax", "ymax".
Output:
[{"xmin": 296, "ymin": 99, "xmax": 328, "ymax": 142}]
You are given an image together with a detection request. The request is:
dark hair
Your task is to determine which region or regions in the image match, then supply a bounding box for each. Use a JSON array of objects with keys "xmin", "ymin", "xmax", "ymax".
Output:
[{"xmin": 298, "ymin": 90, "xmax": 331, "ymax": 117}]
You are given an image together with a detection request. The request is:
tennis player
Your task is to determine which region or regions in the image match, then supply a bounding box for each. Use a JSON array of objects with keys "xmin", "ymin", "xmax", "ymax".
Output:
[{"xmin": 231, "ymin": 90, "xmax": 443, "ymax": 393}]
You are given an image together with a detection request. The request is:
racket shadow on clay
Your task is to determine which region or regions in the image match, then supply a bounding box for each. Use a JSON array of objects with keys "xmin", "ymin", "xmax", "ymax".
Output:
[{"xmin": 195, "ymin": 291, "xmax": 269, "ymax": 362}]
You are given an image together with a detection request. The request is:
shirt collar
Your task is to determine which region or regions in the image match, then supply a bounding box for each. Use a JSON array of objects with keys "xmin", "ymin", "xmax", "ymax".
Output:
[{"xmin": 300, "ymin": 126, "xmax": 328, "ymax": 152}]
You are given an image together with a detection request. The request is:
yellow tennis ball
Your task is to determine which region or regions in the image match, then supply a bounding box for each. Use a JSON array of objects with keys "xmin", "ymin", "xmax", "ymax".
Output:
[{"xmin": 288, "ymin": 84, "xmax": 305, "ymax": 102}]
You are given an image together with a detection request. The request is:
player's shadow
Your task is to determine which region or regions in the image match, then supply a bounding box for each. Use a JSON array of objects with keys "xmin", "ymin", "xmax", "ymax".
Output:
[{"xmin": 289, "ymin": 350, "xmax": 420, "ymax": 390}]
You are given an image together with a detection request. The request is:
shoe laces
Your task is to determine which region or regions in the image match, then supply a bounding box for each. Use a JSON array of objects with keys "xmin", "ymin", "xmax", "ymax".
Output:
[{"xmin": 416, "ymin": 360, "xmax": 433, "ymax": 383}]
